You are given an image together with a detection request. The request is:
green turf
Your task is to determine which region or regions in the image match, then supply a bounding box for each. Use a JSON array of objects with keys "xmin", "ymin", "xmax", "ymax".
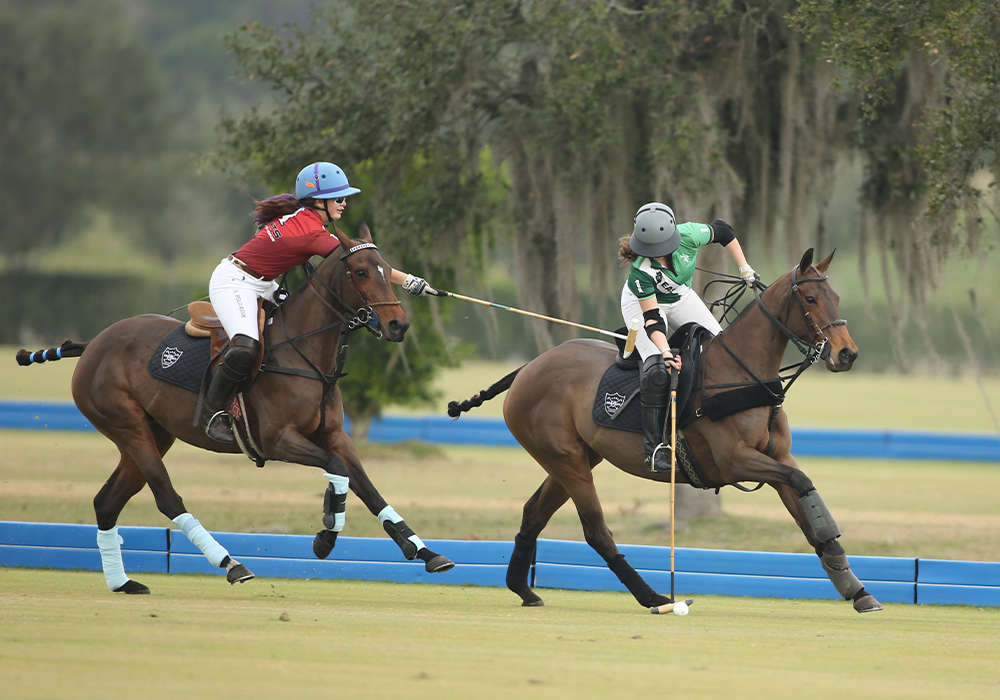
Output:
[{"xmin": 1, "ymin": 569, "xmax": 998, "ymax": 700}]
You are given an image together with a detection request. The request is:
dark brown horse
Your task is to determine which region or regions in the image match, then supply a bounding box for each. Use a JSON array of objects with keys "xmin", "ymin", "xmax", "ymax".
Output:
[
  {"xmin": 18, "ymin": 223, "xmax": 453, "ymax": 593},
  {"xmin": 450, "ymin": 249, "xmax": 882, "ymax": 614}
]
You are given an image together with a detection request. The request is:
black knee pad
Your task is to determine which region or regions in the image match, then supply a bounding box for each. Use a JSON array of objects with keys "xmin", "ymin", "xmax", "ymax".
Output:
[
  {"xmin": 640, "ymin": 355, "xmax": 669, "ymax": 396},
  {"xmin": 223, "ymin": 334, "xmax": 260, "ymax": 376}
]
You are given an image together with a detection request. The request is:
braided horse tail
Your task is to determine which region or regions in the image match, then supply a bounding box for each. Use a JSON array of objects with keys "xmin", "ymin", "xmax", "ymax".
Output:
[
  {"xmin": 447, "ymin": 365, "xmax": 525, "ymax": 417},
  {"xmin": 16, "ymin": 340, "xmax": 88, "ymax": 366}
]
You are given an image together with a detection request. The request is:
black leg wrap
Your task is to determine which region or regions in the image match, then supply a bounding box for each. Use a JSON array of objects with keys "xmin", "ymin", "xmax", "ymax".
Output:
[
  {"xmin": 799, "ymin": 489, "xmax": 841, "ymax": 544},
  {"xmin": 321, "ymin": 482, "xmax": 347, "ymax": 530},
  {"xmin": 383, "ymin": 519, "xmax": 418, "ymax": 559},
  {"xmin": 507, "ymin": 534, "xmax": 542, "ymax": 606},
  {"xmin": 819, "ymin": 550, "xmax": 864, "ymax": 600},
  {"xmin": 607, "ymin": 553, "xmax": 670, "ymax": 608}
]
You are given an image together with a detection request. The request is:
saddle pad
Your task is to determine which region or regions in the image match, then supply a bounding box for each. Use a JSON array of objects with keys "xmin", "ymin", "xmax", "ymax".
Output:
[
  {"xmin": 148, "ymin": 324, "xmax": 211, "ymax": 394},
  {"xmin": 591, "ymin": 362, "xmax": 714, "ymax": 489},
  {"xmin": 592, "ymin": 361, "xmax": 642, "ymax": 434}
]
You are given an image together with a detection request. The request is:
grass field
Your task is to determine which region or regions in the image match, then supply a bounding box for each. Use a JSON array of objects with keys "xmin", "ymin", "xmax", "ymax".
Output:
[
  {"xmin": 2, "ymin": 569, "xmax": 998, "ymax": 700},
  {"xmin": 2, "ymin": 352, "xmax": 1000, "ymax": 560},
  {"xmin": 2, "ymin": 429, "xmax": 999, "ymax": 562}
]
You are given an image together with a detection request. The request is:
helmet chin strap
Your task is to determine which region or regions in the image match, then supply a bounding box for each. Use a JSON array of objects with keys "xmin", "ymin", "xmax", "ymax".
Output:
[{"xmin": 310, "ymin": 199, "xmax": 335, "ymax": 223}]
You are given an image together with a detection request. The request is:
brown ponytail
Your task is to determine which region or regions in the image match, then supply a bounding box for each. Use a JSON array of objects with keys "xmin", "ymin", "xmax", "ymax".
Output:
[
  {"xmin": 252, "ymin": 194, "xmax": 307, "ymax": 228},
  {"xmin": 617, "ymin": 235, "xmax": 638, "ymax": 264}
]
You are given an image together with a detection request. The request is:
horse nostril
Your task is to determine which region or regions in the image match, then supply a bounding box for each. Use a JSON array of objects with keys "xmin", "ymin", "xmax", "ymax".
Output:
[
  {"xmin": 388, "ymin": 319, "xmax": 410, "ymax": 338},
  {"xmin": 839, "ymin": 348, "xmax": 857, "ymax": 365}
]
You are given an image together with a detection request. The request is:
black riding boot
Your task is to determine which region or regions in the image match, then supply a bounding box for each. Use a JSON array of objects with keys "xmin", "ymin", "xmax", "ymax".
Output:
[
  {"xmin": 640, "ymin": 355, "xmax": 670, "ymax": 473},
  {"xmin": 203, "ymin": 334, "xmax": 259, "ymax": 444}
]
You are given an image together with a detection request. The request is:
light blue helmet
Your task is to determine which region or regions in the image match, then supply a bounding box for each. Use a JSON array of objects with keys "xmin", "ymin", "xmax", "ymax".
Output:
[{"xmin": 294, "ymin": 162, "xmax": 361, "ymax": 200}]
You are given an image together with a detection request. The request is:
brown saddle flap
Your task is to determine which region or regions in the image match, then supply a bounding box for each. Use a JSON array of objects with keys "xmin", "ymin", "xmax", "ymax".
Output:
[{"xmin": 185, "ymin": 300, "xmax": 266, "ymax": 366}]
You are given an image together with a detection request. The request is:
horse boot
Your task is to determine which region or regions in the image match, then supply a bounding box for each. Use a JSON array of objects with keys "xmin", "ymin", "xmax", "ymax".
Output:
[
  {"xmin": 203, "ymin": 334, "xmax": 260, "ymax": 445},
  {"xmin": 640, "ymin": 355, "xmax": 671, "ymax": 473}
]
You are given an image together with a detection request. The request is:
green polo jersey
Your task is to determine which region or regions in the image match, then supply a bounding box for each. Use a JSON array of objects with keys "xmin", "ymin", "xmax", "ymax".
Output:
[{"xmin": 625, "ymin": 222, "xmax": 714, "ymax": 304}]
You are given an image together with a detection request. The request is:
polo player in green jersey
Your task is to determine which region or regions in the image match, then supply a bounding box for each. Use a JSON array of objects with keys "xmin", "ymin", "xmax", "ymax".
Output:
[{"xmin": 618, "ymin": 202, "xmax": 757, "ymax": 472}]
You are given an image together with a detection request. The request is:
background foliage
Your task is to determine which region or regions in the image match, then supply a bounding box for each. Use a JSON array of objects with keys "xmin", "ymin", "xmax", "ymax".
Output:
[{"xmin": 2, "ymin": 0, "xmax": 998, "ymax": 420}]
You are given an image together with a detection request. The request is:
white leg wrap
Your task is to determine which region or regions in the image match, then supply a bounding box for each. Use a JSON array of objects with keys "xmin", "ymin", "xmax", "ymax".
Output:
[
  {"xmin": 324, "ymin": 473, "xmax": 349, "ymax": 532},
  {"xmin": 377, "ymin": 505, "xmax": 402, "ymax": 524},
  {"xmin": 378, "ymin": 505, "xmax": 426, "ymax": 551},
  {"xmin": 96, "ymin": 527, "xmax": 129, "ymax": 591},
  {"xmin": 172, "ymin": 513, "xmax": 228, "ymax": 567}
]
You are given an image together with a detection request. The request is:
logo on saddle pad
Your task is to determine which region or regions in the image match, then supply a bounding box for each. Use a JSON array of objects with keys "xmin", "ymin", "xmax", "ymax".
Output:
[
  {"xmin": 603, "ymin": 391, "xmax": 626, "ymax": 417},
  {"xmin": 160, "ymin": 346, "xmax": 184, "ymax": 369}
]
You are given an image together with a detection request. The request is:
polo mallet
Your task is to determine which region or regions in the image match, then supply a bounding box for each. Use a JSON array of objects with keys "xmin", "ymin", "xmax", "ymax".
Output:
[
  {"xmin": 434, "ymin": 290, "xmax": 641, "ymax": 349},
  {"xmin": 650, "ymin": 367, "xmax": 694, "ymax": 615}
]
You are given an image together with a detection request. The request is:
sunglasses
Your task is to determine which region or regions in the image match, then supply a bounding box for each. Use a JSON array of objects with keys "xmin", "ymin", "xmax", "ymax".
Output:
[{"xmin": 333, "ymin": 197, "xmax": 347, "ymax": 204}]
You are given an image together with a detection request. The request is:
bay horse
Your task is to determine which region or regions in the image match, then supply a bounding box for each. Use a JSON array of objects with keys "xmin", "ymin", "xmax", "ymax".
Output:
[
  {"xmin": 17, "ymin": 223, "xmax": 453, "ymax": 593},
  {"xmin": 450, "ymin": 249, "xmax": 882, "ymax": 614}
]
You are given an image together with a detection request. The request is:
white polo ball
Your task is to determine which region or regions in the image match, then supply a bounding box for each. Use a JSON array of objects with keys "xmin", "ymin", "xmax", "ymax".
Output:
[{"xmin": 672, "ymin": 601, "xmax": 689, "ymax": 616}]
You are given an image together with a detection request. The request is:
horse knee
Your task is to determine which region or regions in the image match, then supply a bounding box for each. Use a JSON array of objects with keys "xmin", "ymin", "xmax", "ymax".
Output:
[{"xmin": 788, "ymin": 469, "xmax": 814, "ymax": 496}]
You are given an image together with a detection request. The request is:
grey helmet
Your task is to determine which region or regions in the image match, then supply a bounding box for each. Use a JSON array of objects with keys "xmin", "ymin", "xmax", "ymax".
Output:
[{"xmin": 629, "ymin": 202, "xmax": 679, "ymax": 258}]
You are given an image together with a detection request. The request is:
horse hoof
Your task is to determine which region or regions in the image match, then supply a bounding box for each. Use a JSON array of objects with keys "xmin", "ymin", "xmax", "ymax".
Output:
[
  {"xmin": 517, "ymin": 590, "xmax": 544, "ymax": 607},
  {"xmin": 313, "ymin": 529, "xmax": 338, "ymax": 559},
  {"xmin": 423, "ymin": 554, "xmax": 455, "ymax": 573},
  {"xmin": 854, "ymin": 594, "xmax": 883, "ymax": 613},
  {"xmin": 113, "ymin": 579, "xmax": 150, "ymax": 595},
  {"xmin": 226, "ymin": 562, "xmax": 255, "ymax": 585}
]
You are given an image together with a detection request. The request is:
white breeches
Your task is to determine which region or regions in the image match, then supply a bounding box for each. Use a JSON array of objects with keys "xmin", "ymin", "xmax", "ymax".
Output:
[
  {"xmin": 620, "ymin": 287, "xmax": 722, "ymax": 360},
  {"xmin": 208, "ymin": 258, "xmax": 279, "ymax": 341}
]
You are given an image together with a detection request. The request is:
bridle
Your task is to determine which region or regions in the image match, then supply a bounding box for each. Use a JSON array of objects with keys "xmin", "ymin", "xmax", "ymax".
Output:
[
  {"xmin": 258, "ymin": 240, "xmax": 403, "ymax": 435},
  {"xmin": 700, "ymin": 266, "xmax": 848, "ymax": 490},
  {"xmin": 754, "ymin": 266, "xmax": 847, "ymax": 364},
  {"xmin": 305, "ymin": 241, "xmax": 402, "ymax": 340}
]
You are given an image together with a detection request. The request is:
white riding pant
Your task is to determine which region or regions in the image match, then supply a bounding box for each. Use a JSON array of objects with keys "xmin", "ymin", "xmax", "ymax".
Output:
[
  {"xmin": 620, "ymin": 286, "xmax": 722, "ymax": 361},
  {"xmin": 208, "ymin": 258, "xmax": 279, "ymax": 341}
]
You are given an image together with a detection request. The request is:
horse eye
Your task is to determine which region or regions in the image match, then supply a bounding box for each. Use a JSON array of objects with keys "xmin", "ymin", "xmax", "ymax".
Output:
[
  {"xmin": 355, "ymin": 268, "xmax": 368, "ymax": 279},
  {"xmin": 805, "ymin": 295, "xmax": 816, "ymax": 304}
]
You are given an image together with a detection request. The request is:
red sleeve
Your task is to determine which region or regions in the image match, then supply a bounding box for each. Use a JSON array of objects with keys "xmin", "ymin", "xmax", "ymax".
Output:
[{"xmin": 310, "ymin": 231, "xmax": 340, "ymax": 257}]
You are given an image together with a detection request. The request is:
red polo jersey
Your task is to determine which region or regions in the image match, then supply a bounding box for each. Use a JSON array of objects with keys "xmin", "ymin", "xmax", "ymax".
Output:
[{"xmin": 232, "ymin": 208, "xmax": 340, "ymax": 280}]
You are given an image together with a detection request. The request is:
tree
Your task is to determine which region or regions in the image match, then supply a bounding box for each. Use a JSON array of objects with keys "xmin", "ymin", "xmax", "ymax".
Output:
[
  {"xmin": 0, "ymin": 0, "xmax": 177, "ymax": 261},
  {"xmin": 792, "ymin": 0, "xmax": 1000, "ymax": 363}
]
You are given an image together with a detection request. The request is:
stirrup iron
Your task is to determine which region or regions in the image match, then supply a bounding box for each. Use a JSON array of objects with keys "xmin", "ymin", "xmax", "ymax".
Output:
[{"xmin": 647, "ymin": 442, "xmax": 672, "ymax": 473}]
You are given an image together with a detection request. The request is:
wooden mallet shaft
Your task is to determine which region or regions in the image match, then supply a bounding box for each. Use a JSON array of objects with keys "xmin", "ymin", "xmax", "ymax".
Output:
[{"xmin": 436, "ymin": 290, "xmax": 628, "ymax": 341}]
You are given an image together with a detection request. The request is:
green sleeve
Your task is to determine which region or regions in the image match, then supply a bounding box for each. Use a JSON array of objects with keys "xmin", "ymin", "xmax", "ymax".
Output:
[{"xmin": 677, "ymin": 221, "xmax": 713, "ymax": 248}]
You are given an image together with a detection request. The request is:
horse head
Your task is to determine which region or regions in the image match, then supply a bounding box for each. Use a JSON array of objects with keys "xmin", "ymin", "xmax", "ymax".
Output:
[
  {"xmin": 787, "ymin": 248, "xmax": 858, "ymax": 372},
  {"xmin": 313, "ymin": 222, "xmax": 410, "ymax": 342}
]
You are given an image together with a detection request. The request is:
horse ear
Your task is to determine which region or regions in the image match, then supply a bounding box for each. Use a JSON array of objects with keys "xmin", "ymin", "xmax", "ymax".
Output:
[
  {"xmin": 358, "ymin": 221, "xmax": 373, "ymax": 242},
  {"xmin": 816, "ymin": 248, "xmax": 836, "ymax": 273},
  {"xmin": 332, "ymin": 225, "xmax": 354, "ymax": 250},
  {"xmin": 798, "ymin": 248, "xmax": 814, "ymax": 274}
]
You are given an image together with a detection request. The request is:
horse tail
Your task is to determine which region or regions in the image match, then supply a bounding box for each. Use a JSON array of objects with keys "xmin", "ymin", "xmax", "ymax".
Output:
[
  {"xmin": 16, "ymin": 340, "xmax": 88, "ymax": 367},
  {"xmin": 447, "ymin": 365, "xmax": 525, "ymax": 417}
]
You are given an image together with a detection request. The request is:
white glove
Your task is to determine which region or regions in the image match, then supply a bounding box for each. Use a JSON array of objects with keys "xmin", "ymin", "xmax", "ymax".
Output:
[
  {"xmin": 738, "ymin": 264, "xmax": 758, "ymax": 287},
  {"xmin": 402, "ymin": 274, "xmax": 438, "ymax": 296}
]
